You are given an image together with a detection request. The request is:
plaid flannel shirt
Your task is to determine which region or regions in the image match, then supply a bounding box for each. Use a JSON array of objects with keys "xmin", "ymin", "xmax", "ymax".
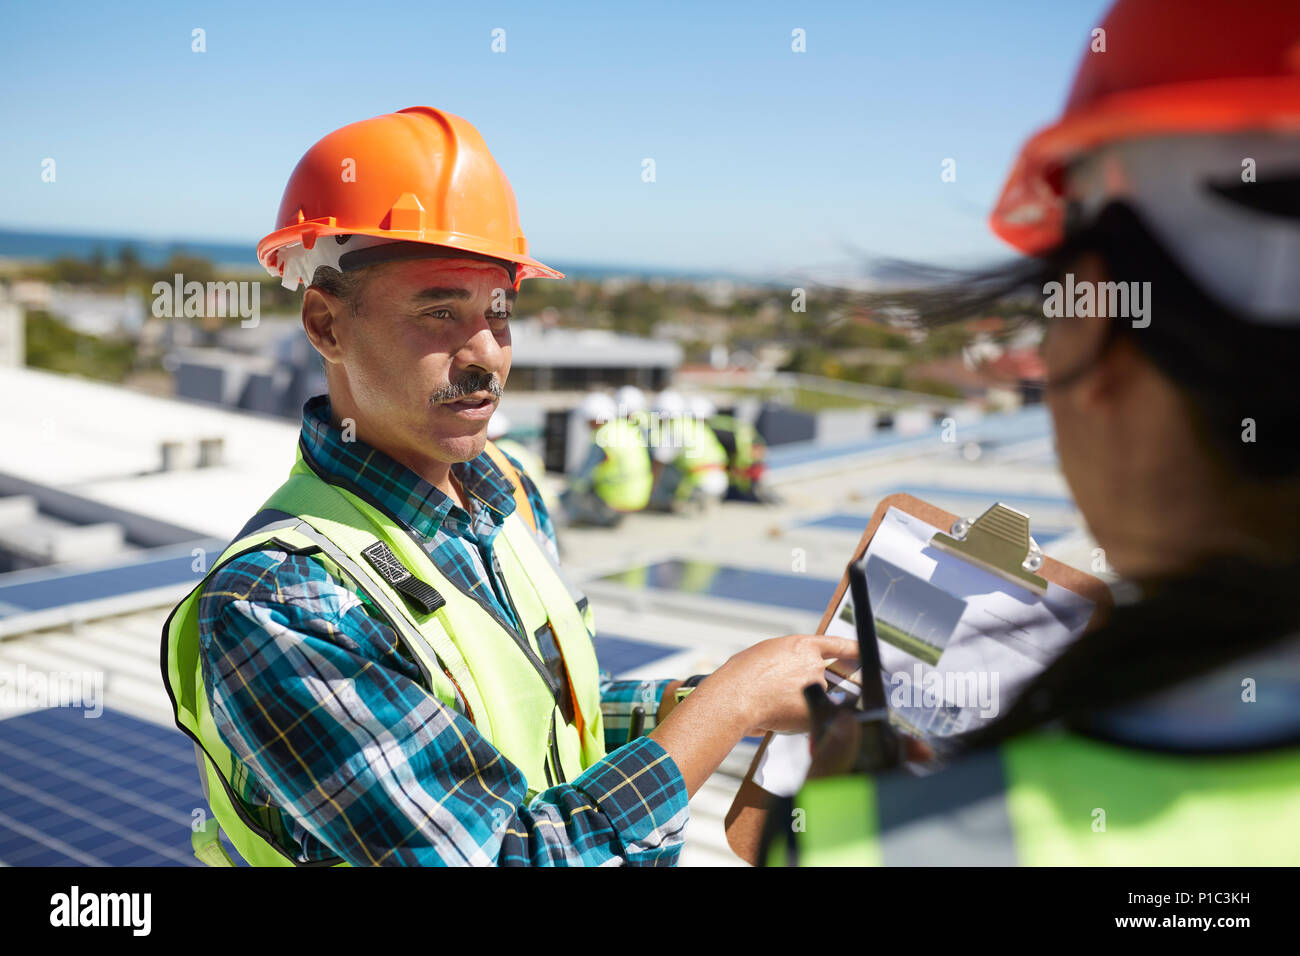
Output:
[{"xmin": 196, "ymin": 395, "xmax": 688, "ymax": 866}]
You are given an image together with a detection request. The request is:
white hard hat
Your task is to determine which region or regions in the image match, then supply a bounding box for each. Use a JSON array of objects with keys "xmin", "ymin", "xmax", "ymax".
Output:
[
  {"xmin": 578, "ymin": 391, "xmax": 617, "ymax": 423},
  {"xmin": 653, "ymin": 389, "xmax": 686, "ymax": 417},
  {"xmin": 487, "ymin": 411, "xmax": 511, "ymax": 440},
  {"xmin": 615, "ymin": 385, "xmax": 647, "ymax": 414},
  {"xmin": 687, "ymin": 396, "xmax": 716, "ymax": 419}
]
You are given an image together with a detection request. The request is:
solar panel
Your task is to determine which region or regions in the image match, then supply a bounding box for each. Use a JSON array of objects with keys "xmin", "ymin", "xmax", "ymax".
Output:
[
  {"xmin": 799, "ymin": 513, "xmax": 877, "ymax": 532},
  {"xmin": 591, "ymin": 633, "xmax": 679, "ymax": 673},
  {"xmin": 0, "ymin": 633, "xmax": 680, "ymax": 867},
  {"xmin": 797, "ymin": 512, "xmax": 1070, "ymax": 547},
  {"xmin": 884, "ymin": 484, "xmax": 1076, "ymax": 510},
  {"xmin": 598, "ymin": 560, "xmax": 837, "ymax": 614},
  {"xmin": 0, "ymin": 706, "xmax": 210, "ymax": 866},
  {"xmin": 0, "ymin": 539, "xmax": 224, "ymax": 618},
  {"xmin": 766, "ymin": 406, "xmax": 1052, "ymax": 472}
]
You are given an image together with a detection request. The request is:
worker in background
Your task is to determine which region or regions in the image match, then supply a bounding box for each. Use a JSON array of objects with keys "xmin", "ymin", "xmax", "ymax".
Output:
[
  {"xmin": 647, "ymin": 391, "xmax": 729, "ymax": 513},
  {"xmin": 163, "ymin": 106, "xmax": 856, "ymax": 868},
  {"xmin": 770, "ymin": 0, "xmax": 1300, "ymax": 866},
  {"xmin": 615, "ymin": 384, "xmax": 650, "ymax": 437},
  {"xmin": 560, "ymin": 391, "xmax": 653, "ymax": 528},
  {"xmin": 707, "ymin": 408, "xmax": 769, "ymax": 503},
  {"xmin": 486, "ymin": 411, "xmax": 556, "ymax": 512}
]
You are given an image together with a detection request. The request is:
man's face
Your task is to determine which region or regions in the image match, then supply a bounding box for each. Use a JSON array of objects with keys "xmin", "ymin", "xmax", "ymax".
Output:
[{"xmin": 331, "ymin": 257, "xmax": 516, "ymax": 465}]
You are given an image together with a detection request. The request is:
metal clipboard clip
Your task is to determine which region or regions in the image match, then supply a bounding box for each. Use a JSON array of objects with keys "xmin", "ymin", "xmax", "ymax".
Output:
[{"xmin": 928, "ymin": 502, "xmax": 1049, "ymax": 596}]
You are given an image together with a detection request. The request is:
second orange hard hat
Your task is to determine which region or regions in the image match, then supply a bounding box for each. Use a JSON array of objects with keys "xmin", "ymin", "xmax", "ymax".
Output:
[
  {"xmin": 258, "ymin": 106, "xmax": 563, "ymax": 289},
  {"xmin": 990, "ymin": 0, "xmax": 1300, "ymax": 255}
]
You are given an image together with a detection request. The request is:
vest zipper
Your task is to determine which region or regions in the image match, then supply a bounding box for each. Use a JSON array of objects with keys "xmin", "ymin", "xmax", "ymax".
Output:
[
  {"xmin": 492, "ymin": 547, "xmax": 570, "ymax": 788},
  {"xmin": 543, "ymin": 723, "xmax": 555, "ymax": 789},
  {"xmin": 490, "ymin": 549, "xmax": 563, "ymax": 702},
  {"xmin": 547, "ymin": 709, "xmax": 567, "ymax": 785}
]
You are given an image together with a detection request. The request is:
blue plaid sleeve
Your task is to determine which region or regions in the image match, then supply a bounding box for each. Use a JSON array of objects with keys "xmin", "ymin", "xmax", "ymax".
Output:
[
  {"xmin": 198, "ymin": 549, "xmax": 688, "ymax": 867},
  {"xmin": 599, "ymin": 676, "xmax": 675, "ymax": 752}
]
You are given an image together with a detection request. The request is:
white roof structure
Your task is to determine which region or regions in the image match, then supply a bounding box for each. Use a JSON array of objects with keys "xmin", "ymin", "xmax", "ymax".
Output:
[
  {"xmin": 507, "ymin": 320, "xmax": 682, "ymax": 370},
  {"xmin": 0, "ymin": 366, "xmax": 300, "ymax": 540}
]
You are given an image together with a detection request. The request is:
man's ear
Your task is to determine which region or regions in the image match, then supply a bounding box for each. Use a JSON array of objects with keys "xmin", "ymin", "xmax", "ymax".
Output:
[{"xmin": 302, "ymin": 287, "xmax": 348, "ymax": 364}]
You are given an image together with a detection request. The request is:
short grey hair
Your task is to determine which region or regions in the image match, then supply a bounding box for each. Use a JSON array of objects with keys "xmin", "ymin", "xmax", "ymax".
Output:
[{"xmin": 309, "ymin": 265, "xmax": 369, "ymax": 311}]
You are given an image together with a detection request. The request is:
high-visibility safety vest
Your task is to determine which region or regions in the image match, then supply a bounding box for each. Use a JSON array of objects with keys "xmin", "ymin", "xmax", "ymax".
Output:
[
  {"xmin": 162, "ymin": 441, "xmax": 606, "ymax": 867},
  {"xmin": 767, "ymin": 730, "xmax": 1300, "ymax": 866},
  {"xmin": 707, "ymin": 415, "xmax": 765, "ymax": 494},
  {"xmin": 665, "ymin": 417, "xmax": 728, "ymax": 502},
  {"xmin": 591, "ymin": 419, "xmax": 653, "ymax": 512}
]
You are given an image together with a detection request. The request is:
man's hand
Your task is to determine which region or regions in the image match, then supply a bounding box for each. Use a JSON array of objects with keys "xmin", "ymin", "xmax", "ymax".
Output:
[
  {"xmin": 650, "ymin": 634, "xmax": 858, "ymax": 798},
  {"xmin": 712, "ymin": 634, "xmax": 859, "ymax": 735}
]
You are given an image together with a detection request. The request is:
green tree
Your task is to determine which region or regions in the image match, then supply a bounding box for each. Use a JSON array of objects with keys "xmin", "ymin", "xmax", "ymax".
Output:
[{"xmin": 24, "ymin": 310, "xmax": 136, "ymax": 382}]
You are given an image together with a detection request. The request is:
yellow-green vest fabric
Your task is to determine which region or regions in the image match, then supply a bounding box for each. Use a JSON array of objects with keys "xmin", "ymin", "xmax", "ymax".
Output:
[
  {"xmin": 163, "ymin": 445, "xmax": 605, "ymax": 867},
  {"xmin": 664, "ymin": 417, "xmax": 728, "ymax": 502},
  {"xmin": 708, "ymin": 414, "xmax": 764, "ymax": 494},
  {"xmin": 591, "ymin": 419, "xmax": 652, "ymax": 512},
  {"xmin": 769, "ymin": 731, "xmax": 1300, "ymax": 866}
]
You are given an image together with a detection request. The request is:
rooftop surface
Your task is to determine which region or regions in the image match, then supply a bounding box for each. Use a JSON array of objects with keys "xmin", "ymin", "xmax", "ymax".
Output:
[{"xmin": 0, "ymin": 367, "xmax": 1092, "ymax": 867}]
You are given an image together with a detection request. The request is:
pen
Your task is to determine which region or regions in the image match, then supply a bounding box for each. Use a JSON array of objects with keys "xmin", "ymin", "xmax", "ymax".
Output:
[
  {"xmin": 803, "ymin": 684, "xmax": 836, "ymax": 746},
  {"xmin": 627, "ymin": 705, "xmax": 645, "ymax": 744},
  {"xmin": 848, "ymin": 555, "xmax": 903, "ymax": 771}
]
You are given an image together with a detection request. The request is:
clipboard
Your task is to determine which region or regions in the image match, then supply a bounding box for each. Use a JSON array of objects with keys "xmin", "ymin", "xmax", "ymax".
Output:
[{"xmin": 723, "ymin": 492, "xmax": 1112, "ymax": 866}]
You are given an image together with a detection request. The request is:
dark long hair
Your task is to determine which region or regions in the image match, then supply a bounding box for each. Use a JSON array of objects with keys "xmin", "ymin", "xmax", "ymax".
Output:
[{"xmin": 873, "ymin": 201, "xmax": 1300, "ymax": 480}]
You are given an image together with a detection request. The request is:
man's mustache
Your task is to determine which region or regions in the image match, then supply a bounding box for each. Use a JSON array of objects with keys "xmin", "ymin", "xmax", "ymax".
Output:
[{"xmin": 430, "ymin": 372, "xmax": 503, "ymax": 405}]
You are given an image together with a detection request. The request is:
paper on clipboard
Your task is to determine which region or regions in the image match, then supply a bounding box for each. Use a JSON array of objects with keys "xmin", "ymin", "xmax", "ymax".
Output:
[{"xmin": 751, "ymin": 504, "xmax": 1096, "ymax": 797}]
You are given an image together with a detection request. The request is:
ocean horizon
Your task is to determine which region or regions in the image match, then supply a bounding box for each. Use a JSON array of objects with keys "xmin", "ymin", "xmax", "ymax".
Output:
[{"xmin": 0, "ymin": 226, "xmax": 765, "ymax": 284}]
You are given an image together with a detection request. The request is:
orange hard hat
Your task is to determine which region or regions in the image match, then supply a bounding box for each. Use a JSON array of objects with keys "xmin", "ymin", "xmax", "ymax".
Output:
[
  {"xmin": 990, "ymin": 0, "xmax": 1300, "ymax": 255},
  {"xmin": 257, "ymin": 106, "xmax": 562, "ymax": 289}
]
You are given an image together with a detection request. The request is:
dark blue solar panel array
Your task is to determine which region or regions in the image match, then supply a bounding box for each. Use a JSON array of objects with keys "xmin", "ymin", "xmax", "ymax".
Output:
[
  {"xmin": 0, "ymin": 539, "xmax": 223, "ymax": 618},
  {"xmin": 0, "ymin": 634, "xmax": 679, "ymax": 867},
  {"xmin": 880, "ymin": 484, "xmax": 1076, "ymax": 511},
  {"xmin": 0, "ymin": 706, "xmax": 208, "ymax": 866},
  {"xmin": 765, "ymin": 406, "xmax": 1052, "ymax": 472},
  {"xmin": 799, "ymin": 512, "xmax": 1070, "ymax": 547},
  {"xmin": 592, "ymin": 633, "xmax": 679, "ymax": 673},
  {"xmin": 599, "ymin": 560, "xmax": 838, "ymax": 614}
]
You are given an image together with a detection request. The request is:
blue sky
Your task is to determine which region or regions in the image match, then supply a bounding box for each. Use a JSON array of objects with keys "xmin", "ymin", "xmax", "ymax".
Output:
[{"xmin": 1, "ymin": 0, "xmax": 1111, "ymax": 278}]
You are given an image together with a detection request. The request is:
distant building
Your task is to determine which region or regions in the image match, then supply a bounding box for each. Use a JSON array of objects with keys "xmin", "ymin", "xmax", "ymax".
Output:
[
  {"xmin": 466, "ymin": 320, "xmax": 681, "ymax": 392},
  {"xmin": 46, "ymin": 288, "xmax": 145, "ymax": 336},
  {"xmin": 8, "ymin": 279, "xmax": 52, "ymax": 310},
  {"xmin": 0, "ymin": 299, "xmax": 23, "ymax": 367},
  {"xmin": 909, "ymin": 345, "xmax": 1045, "ymax": 408},
  {"xmin": 985, "ymin": 348, "xmax": 1047, "ymax": 405}
]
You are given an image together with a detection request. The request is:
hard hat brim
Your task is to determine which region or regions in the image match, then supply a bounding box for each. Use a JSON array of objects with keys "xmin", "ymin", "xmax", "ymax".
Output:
[
  {"xmin": 990, "ymin": 77, "xmax": 1300, "ymax": 255},
  {"xmin": 258, "ymin": 223, "xmax": 564, "ymax": 283}
]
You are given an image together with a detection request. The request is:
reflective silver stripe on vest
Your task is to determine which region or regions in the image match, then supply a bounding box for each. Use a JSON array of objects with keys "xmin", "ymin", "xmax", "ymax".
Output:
[
  {"xmin": 874, "ymin": 748, "xmax": 1017, "ymax": 866},
  {"xmin": 236, "ymin": 509, "xmax": 459, "ymax": 709}
]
